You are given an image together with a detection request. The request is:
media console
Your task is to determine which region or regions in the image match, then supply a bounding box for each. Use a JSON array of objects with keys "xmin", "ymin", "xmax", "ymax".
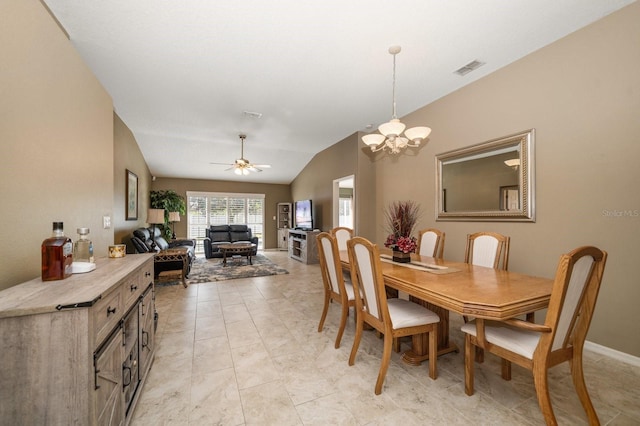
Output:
[{"xmin": 288, "ymin": 229, "xmax": 320, "ymax": 264}]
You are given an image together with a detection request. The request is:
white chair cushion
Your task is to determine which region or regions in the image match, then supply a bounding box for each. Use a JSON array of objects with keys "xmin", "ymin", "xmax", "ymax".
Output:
[
  {"xmin": 387, "ymin": 298, "xmax": 440, "ymax": 329},
  {"xmin": 461, "ymin": 321, "xmax": 540, "ymax": 359}
]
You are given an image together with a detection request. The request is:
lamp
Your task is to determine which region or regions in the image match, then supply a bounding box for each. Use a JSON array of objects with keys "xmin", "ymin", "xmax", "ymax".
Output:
[
  {"xmin": 147, "ymin": 208, "xmax": 165, "ymax": 226},
  {"xmin": 504, "ymin": 159, "xmax": 520, "ymax": 170},
  {"xmin": 362, "ymin": 46, "xmax": 432, "ymax": 154},
  {"xmin": 168, "ymin": 211, "xmax": 180, "ymax": 239}
]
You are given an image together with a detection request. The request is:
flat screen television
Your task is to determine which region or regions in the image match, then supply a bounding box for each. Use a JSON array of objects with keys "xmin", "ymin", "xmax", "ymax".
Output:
[{"xmin": 294, "ymin": 199, "xmax": 313, "ymax": 230}]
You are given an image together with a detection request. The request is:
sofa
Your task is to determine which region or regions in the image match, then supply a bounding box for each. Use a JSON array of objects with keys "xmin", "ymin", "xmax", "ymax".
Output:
[
  {"xmin": 203, "ymin": 224, "xmax": 259, "ymax": 259},
  {"xmin": 131, "ymin": 226, "xmax": 196, "ymax": 276}
]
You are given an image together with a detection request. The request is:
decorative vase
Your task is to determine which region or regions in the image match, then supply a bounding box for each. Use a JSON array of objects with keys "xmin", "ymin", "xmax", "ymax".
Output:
[{"xmin": 392, "ymin": 250, "xmax": 411, "ymax": 263}]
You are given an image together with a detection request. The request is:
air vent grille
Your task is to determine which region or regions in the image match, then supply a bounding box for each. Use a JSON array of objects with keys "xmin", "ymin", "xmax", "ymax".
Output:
[{"xmin": 454, "ymin": 60, "xmax": 486, "ymax": 76}]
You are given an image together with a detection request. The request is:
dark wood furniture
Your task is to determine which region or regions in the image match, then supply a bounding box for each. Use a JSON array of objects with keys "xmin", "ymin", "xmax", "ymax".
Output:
[
  {"xmin": 154, "ymin": 247, "xmax": 189, "ymax": 287},
  {"xmin": 218, "ymin": 243, "xmax": 257, "ymax": 266}
]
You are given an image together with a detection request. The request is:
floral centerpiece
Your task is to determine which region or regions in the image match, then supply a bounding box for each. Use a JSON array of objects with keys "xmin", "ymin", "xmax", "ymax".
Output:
[{"xmin": 383, "ymin": 201, "xmax": 420, "ymax": 263}]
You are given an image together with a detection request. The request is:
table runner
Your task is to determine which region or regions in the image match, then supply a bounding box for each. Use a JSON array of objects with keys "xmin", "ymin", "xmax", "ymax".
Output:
[{"xmin": 380, "ymin": 254, "xmax": 460, "ymax": 275}]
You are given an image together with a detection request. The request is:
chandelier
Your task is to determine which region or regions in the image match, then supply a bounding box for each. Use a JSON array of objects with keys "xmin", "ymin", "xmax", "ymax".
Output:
[{"xmin": 362, "ymin": 46, "xmax": 431, "ymax": 154}]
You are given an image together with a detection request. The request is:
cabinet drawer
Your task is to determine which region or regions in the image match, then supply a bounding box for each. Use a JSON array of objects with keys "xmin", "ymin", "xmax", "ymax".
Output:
[
  {"xmin": 93, "ymin": 288, "xmax": 122, "ymax": 345},
  {"xmin": 122, "ymin": 262, "xmax": 153, "ymax": 308}
]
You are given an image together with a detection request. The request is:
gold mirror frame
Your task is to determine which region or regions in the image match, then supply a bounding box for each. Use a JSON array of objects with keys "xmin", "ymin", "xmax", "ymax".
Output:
[{"xmin": 436, "ymin": 129, "xmax": 535, "ymax": 222}]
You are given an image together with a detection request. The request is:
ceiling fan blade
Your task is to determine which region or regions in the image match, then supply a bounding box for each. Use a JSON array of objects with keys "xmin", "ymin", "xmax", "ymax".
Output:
[
  {"xmin": 252, "ymin": 164, "xmax": 271, "ymax": 168},
  {"xmin": 210, "ymin": 162, "xmax": 234, "ymax": 166},
  {"xmin": 224, "ymin": 166, "xmax": 236, "ymax": 172}
]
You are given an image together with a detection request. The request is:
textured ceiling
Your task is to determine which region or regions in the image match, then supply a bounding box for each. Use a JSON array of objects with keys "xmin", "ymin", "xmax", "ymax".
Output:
[{"xmin": 44, "ymin": 0, "xmax": 635, "ymax": 184}]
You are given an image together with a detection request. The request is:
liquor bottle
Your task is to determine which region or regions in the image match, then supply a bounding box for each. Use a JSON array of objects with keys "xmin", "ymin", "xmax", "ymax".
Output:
[
  {"xmin": 74, "ymin": 227, "xmax": 94, "ymax": 263},
  {"xmin": 41, "ymin": 222, "xmax": 73, "ymax": 281}
]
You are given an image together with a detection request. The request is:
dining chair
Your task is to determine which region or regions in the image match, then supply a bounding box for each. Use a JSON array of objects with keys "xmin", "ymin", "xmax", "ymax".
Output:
[
  {"xmin": 347, "ymin": 236, "xmax": 440, "ymax": 394},
  {"xmin": 416, "ymin": 228, "xmax": 446, "ymax": 259},
  {"xmin": 330, "ymin": 226, "xmax": 354, "ymax": 251},
  {"xmin": 464, "ymin": 231, "xmax": 510, "ymax": 270},
  {"xmin": 316, "ymin": 232, "xmax": 357, "ymax": 349},
  {"xmin": 461, "ymin": 246, "xmax": 607, "ymax": 425}
]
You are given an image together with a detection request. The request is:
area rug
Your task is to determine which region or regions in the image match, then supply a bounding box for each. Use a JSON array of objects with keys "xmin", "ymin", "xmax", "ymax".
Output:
[{"xmin": 157, "ymin": 254, "xmax": 289, "ymax": 286}]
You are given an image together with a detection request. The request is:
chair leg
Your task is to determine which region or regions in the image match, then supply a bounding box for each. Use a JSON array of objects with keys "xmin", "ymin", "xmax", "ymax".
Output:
[
  {"xmin": 375, "ymin": 332, "xmax": 393, "ymax": 395},
  {"xmin": 317, "ymin": 293, "xmax": 330, "ymax": 333},
  {"xmin": 532, "ymin": 363, "xmax": 557, "ymax": 426},
  {"xmin": 570, "ymin": 350, "xmax": 600, "ymax": 424},
  {"xmin": 464, "ymin": 335, "xmax": 475, "ymax": 395},
  {"xmin": 526, "ymin": 312, "xmax": 535, "ymax": 322},
  {"xmin": 335, "ymin": 303, "xmax": 348, "ymax": 349},
  {"xmin": 475, "ymin": 346, "xmax": 485, "ymax": 363},
  {"xmin": 393, "ymin": 337, "xmax": 401, "ymax": 353},
  {"xmin": 348, "ymin": 316, "xmax": 364, "ymax": 366},
  {"xmin": 501, "ymin": 358, "xmax": 511, "ymax": 381},
  {"xmin": 428, "ymin": 328, "xmax": 438, "ymax": 380}
]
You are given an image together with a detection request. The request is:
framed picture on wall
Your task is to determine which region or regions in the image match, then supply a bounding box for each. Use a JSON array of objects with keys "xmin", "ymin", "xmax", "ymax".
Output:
[{"xmin": 126, "ymin": 169, "xmax": 138, "ymax": 220}]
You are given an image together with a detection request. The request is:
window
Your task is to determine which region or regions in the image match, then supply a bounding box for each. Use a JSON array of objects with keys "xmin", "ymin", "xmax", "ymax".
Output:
[{"xmin": 187, "ymin": 192, "xmax": 265, "ymax": 253}]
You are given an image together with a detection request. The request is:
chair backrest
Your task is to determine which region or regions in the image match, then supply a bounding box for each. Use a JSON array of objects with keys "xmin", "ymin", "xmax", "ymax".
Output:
[
  {"xmin": 464, "ymin": 232, "xmax": 510, "ymax": 270},
  {"xmin": 539, "ymin": 246, "xmax": 607, "ymax": 355},
  {"xmin": 330, "ymin": 227, "xmax": 354, "ymax": 251},
  {"xmin": 317, "ymin": 232, "xmax": 346, "ymax": 298},
  {"xmin": 347, "ymin": 237, "xmax": 388, "ymax": 328},
  {"xmin": 417, "ymin": 228, "xmax": 445, "ymax": 259}
]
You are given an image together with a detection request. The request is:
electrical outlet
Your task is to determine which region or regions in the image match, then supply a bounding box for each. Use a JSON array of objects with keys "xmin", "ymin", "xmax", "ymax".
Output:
[{"xmin": 103, "ymin": 216, "xmax": 111, "ymax": 229}]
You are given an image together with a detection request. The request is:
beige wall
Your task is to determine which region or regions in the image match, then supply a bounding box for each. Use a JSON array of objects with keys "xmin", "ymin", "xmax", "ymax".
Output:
[
  {"xmin": 0, "ymin": 0, "xmax": 114, "ymax": 290},
  {"xmin": 150, "ymin": 178, "xmax": 291, "ymax": 249},
  {"xmin": 113, "ymin": 113, "xmax": 153, "ymax": 248},
  {"xmin": 374, "ymin": 2, "xmax": 640, "ymax": 356},
  {"xmin": 291, "ymin": 133, "xmax": 377, "ymax": 239}
]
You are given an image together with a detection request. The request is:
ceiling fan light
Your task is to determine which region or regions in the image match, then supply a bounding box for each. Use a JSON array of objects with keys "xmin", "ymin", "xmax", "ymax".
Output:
[
  {"xmin": 378, "ymin": 119, "xmax": 405, "ymax": 137},
  {"xmin": 242, "ymin": 168, "xmax": 250, "ymax": 176},
  {"xmin": 404, "ymin": 126, "xmax": 432, "ymax": 142},
  {"xmin": 362, "ymin": 133, "xmax": 386, "ymax": 146},
  {"xmin": 234, "ymin": 168, "xmax": 242, "ymax": 175}
]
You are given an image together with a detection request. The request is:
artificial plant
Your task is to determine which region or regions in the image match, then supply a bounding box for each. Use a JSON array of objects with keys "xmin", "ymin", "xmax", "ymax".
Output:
[{"xmin": 150, "ymin": 190, "xmax": 186, "ymax": 239}]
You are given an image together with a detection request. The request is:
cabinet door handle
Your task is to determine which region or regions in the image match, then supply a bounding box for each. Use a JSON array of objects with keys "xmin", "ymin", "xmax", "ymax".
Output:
[
  {"xmin": 142, "ymin": 330, "xmax": 149, "ymax": 349},
  {"xmin": 145, "ymin": 271, "xmax": 151, "ymax": 277},
  {"xmin": 107, "ymin": 306, "xmax": 116, "ymax": 316},
  {"xmin": 122, "ymin": 365, "xmax": 131, "ymax": 387},
  {"xmin": 130, "ymin": 284, "xmax": 138, "ymax": 292}
]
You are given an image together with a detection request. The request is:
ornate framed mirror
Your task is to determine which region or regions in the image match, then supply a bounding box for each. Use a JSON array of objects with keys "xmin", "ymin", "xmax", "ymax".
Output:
[{"xmin": 436, "ymin": 129, "xmax": 535, "ymax": 221}]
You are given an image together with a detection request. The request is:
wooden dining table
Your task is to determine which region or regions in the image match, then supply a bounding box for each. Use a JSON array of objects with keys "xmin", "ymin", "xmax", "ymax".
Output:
[{"xmin": 339, "ymin": 249, "xmax": 554, "ymax": 365}]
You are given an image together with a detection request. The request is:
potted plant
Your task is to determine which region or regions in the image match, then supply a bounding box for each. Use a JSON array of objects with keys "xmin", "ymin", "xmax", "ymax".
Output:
[
  {"xmin": 150, "ymin": 190, "xmax": 186, "ymax": 239},
  {"xmin": 383, "ymin": 200, "xmax": 420, "ymax": 263}
]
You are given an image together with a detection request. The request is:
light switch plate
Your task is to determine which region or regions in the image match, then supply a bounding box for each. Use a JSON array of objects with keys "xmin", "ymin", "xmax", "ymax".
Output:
[{"xmin": 103, "ymin": 216, "xmax": 111, "ymax": 229}]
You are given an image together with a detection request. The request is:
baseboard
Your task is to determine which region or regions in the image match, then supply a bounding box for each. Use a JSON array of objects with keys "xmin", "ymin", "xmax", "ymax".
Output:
[{"xmin": 584, "ymin": 340, "xmax": 640, "ymax": 367}]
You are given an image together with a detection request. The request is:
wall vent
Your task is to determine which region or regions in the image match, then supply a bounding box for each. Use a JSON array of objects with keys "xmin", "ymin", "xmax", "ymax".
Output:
[{"xmin": 454, "ymin": 60, "xmax": 485, "ymax": 76}]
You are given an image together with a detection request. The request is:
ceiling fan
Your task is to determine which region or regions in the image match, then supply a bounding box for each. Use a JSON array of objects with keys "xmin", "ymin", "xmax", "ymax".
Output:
[{"xmin": 211, "ymin": 134, "xmax": 271, "ymax": 175}]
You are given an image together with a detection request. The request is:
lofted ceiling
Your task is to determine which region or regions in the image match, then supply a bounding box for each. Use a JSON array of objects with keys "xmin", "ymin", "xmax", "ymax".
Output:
[{"xmin": 43, "ymin": 0, "xmax": 634, "ymax": 184}]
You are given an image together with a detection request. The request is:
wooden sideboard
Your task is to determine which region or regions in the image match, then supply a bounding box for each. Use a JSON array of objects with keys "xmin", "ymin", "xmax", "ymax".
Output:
[{"xmin": 0, "ymin": 254, "xmax": 156, "ymax": 425}]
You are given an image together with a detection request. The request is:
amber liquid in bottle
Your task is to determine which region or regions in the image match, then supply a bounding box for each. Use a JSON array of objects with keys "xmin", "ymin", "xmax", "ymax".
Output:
[{"xmin": 42, "ymin": 222, "xmax": 73, "ymax": 281}]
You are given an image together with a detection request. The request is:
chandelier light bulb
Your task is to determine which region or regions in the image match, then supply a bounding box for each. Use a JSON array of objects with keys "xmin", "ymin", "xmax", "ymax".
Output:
[{"xmin": 361, "ymin": 46, "xmax": 432, "ymax": 154}]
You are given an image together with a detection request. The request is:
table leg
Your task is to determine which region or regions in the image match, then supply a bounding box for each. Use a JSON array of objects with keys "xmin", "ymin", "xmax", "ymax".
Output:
[
  {"xmin": 222, "ymin": 251, "xmax": 228, "ymax": 266},
  {"xmin": 181, "ymin": 255, "xmax": 188, "ymax": 288},
  {"xmin": 401, "ymin": 297, "xmax": 459, "ymax": 365}
]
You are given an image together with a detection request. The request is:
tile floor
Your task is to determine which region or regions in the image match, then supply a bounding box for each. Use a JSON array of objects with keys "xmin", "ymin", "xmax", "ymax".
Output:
[{"xmin": 131, "ymin": 251, "xmax": 640, "ymax": 425}]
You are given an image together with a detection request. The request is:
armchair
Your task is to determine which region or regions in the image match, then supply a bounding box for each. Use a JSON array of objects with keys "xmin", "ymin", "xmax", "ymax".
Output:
[
  {"xmin": 131, "ymin": 226, "xmax": 195, "ymax": 276},
  {"xmin": 461, "ymin": 246, "xmax": 607, "ymax": 425}
]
